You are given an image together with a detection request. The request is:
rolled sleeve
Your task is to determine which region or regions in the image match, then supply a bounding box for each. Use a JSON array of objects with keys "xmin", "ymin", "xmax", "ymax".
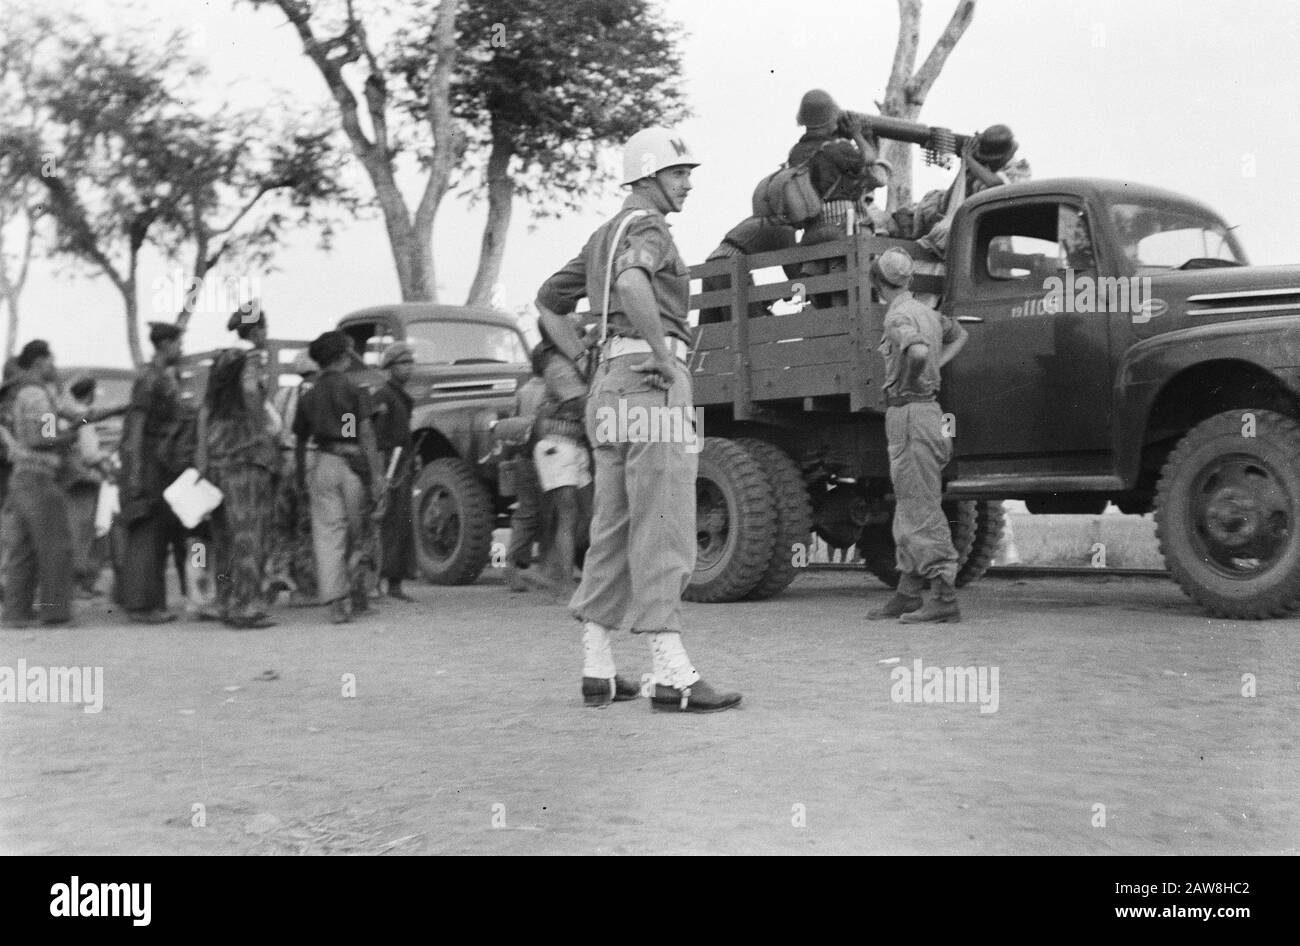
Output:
[
  {"xmin": 886, "ymin": 313, "xmax": 925, "ymax": 352},
  {"xmin": 614, "ymin": 218, "xmax": 669, "ymax": 280},
  {"xmin": 537, "ymin": 253, "xmax": 588, "ymax": 316}
]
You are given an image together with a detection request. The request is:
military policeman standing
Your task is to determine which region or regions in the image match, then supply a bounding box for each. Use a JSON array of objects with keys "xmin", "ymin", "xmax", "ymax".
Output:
[
  {"xmin": 868, "ymin": 248, "xmax": 969, "ymax": 623},
  {"xmin": 535, "ymin": 127, "xmax": 741, "ymax": 712}
]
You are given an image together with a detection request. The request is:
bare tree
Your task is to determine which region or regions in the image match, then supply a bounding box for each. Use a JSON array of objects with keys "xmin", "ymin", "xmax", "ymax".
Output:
[
  {"xmin": 0, "ymin": 187, "xmax": 40, "ymax": 361},
  {"xmin": 879, "ymin": 0, "xmax": 976, "ymax": 210},
  {"xmin": 252, "ymin": 0, "xmax": 467, "ymax": 302},
  {"xmin": 0, "ymin": 10, "xmax": 51, "ymax": 359}
]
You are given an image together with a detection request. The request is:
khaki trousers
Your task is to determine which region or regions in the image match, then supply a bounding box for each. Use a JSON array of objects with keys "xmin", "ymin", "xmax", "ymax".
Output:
[
  {"xmin": 886, "ymin": 401, "xmax": 958, "ymax": 594},
  {"xmin": 569, "ymin": 355, "xmax": 698, "ymax": 633},
  {"xmin": 307, "ymin": 452, "xmax": 366, "ymax": 604}
]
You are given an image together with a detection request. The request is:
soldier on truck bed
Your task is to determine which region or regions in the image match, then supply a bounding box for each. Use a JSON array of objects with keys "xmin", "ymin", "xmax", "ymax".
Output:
[
  {"xmin": 697, "ymin": 215, "xmax": 799, "ymax": 325},
  {"xmin": 790, "ymin": 89, "xmax": 888, "ymax": 309}
]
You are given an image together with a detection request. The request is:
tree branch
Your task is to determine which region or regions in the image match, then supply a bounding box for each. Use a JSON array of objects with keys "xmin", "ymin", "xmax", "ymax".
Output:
[
  {"xmin": 274, "ymin": 0, "xmax": 375, "ymax": 159},
  {"xmin": 414, "ymin": 0, "xmax": 464, "ymax": 238},
  {"xmin": 906, "ymin": 0, "xmax": 976, "ymax": 104},
  {"xmin": 885, "ymin": 0, "xmax": 922, "ymax": 101}
]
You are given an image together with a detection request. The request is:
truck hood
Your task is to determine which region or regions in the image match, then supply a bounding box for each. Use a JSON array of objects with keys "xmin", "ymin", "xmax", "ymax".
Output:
[
  {"xmin": 1149, "ymin": 263, "xmax": 1300, "ymax": 319},
  {"xmin": 1133, "ymin": 264, "xmax": 1300, "ymax": 338}
]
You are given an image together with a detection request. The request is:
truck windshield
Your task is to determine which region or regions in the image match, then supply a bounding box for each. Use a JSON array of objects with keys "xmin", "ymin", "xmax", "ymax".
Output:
[
  {"xmin": 1110, "ymin": 203, "xmax": 1244, "ymax": 273},
  {"xmin": 403, "ymin": 320, "xmax": 527, "ymax": 365}
]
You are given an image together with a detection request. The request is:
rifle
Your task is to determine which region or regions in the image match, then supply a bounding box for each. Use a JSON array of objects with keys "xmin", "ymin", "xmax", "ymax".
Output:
[{"xmin": 372, "ymin": 445, "xmax": 403, "ymax": 520}]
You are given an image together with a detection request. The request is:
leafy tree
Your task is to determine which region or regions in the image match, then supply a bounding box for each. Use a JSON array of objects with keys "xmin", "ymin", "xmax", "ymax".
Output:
[
  {"xmin": 248, "ymin": 0, "xmax": 467, "ymax": 303},
  {"xmin": 251, "ymin": 0, "xmax": 688, "ymax": 307},
  {"xmin": 390, "ymin": 0, "xmax": 690, "ymax": 305},
  {"xmin": 0, "ymin": 11, "xmax": 351, "ymax": 364}
]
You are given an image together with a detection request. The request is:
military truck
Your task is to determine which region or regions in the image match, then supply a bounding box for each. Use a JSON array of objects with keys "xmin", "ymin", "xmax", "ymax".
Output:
[
  {"xmin": 333, "ymin": 304, "xmax": 532, "ymax": 584},
  {"xmin": 686, "ymin": 175, "xmax": 1300, "ymax": 619},
  {"xmin": 190, "ymin": 303, "xmax": 532, "ymax": 586}
]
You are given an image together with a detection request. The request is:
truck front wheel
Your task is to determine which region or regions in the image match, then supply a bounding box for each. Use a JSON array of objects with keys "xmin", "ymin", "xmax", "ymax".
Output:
[
  {"xmin": 1155, "ymin": 409, "xmax": 1300, "ymax": 618},
  {"xmin": 413, "ymin": 457, "xmax": 494, "ymax": 585}
]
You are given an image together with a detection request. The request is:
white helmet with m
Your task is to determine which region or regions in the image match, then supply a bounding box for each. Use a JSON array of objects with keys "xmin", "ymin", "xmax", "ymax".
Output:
[{"xmin": 621, "ymin": 127, "xmax": 700, "ymax": 185}]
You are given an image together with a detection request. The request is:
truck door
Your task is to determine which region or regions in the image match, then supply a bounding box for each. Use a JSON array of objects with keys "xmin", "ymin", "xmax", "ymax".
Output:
[{"xmin": 943, "ymin": 197, "xmax": 1113, "ymax": 474}]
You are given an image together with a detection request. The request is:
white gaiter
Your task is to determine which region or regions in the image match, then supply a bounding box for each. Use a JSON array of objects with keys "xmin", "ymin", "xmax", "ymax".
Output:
[
  {"xmin": 582, "ymin": 621, "xmax": 617, "ymax": 679},
  {"xmin": 649, "ymin": 632, "xmax": 701, "ymax": 689}
]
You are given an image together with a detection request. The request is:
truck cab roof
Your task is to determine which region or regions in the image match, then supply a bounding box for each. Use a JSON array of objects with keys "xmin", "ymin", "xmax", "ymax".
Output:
[
  {"xmin": 338, "ymin": 303, "xmax": 523, "ymax": 332},
  {"xmin": 961, "ymin": 177, "xmax": 1228, "ymax": 223}
]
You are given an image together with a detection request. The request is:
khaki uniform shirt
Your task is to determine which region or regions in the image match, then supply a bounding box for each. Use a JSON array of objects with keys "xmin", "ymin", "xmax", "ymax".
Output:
[
  {"xmin": 536, "ymin": 192, "xmax": 693, "ymax": 345},
  {"xmin": 879, "ymin": 291, "xmax": 963, "ymax": 400}
]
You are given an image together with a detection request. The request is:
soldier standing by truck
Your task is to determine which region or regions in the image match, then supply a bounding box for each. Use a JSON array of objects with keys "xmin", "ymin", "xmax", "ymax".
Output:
[
  {"xmin": 867, "ymin": 248, "xmax": 969, "ymax": 624},
  {"xmin": 372, "ymin": 342, "xmax": 416, "ymax": 601},
  {"xmin": 118, "ymin": 323, "xmax": 186, "ymax": 625},
  {"xmin": 294, "ymin": 331, "xmax": 384, "ymax": 624},
  {"xmin": 535, "ymin": 126, "xmax": 741, "ymax": 712},
  {"xmin": 527, "ymin": 339, "xmax": 593, "ymax": 599},
  {"xmin": 499, "ymin": 345, "xmax": 550, "ymax": 593}
]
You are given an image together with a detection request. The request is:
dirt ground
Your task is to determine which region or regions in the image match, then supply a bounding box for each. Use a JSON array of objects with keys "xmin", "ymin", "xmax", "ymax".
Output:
[{"xmin": 1, "ymin": 569, "xmax": 1296, "ymax": 855}]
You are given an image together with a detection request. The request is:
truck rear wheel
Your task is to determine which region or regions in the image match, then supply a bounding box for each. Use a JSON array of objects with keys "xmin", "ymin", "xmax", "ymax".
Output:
[
  {"xmin": 736, "ymin": 438, "xmax": 814, "ymax": 600},
  {"xmin": 857, "ymin": 500, "xmax": 978, "ymax": 589},
  {"xmin": 1155, "ymin": 409, "xmax": 1300, "ymax": 618},
  {"xmin": 956, "ymin": 500, "xmax": 1006, "ymax": 587},
  {"xmin": 685, "ymin": 437, "xmax": 777, "ymax": 603},
  {"xmin": 413, "ymin": 457, "xmax": 494, "ymax": 585}
]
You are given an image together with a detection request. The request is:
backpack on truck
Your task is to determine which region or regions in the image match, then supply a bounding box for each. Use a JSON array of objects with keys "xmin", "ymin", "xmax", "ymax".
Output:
[{"xmin": 751, "ymin": 141, "xmax": 837, "ymax": 228}]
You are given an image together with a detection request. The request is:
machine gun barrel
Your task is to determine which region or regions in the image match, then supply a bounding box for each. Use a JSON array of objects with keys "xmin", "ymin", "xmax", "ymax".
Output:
[{"xmin": 845, "ymin": 112, "xmax": 974, "ymax": 159}]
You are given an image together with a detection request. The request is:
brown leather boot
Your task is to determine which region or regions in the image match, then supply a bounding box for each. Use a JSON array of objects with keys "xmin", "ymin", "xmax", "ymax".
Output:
[
  {"xmin": 866, "ymin": 592, "xmax": 923, "ymax": 620},
  {"xmin": 900, "ymin": 580, "xmax": 961, "ymax": 624}
]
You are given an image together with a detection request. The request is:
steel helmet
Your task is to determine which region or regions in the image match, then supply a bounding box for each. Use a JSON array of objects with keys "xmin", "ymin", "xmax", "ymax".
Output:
[
  {"xmin": 796, "ymin": 89, "xmax": 840, "ymax": 127},
  {"xmin": 621, "ymin": 127, "xmax": 700, "ymax": 185}
]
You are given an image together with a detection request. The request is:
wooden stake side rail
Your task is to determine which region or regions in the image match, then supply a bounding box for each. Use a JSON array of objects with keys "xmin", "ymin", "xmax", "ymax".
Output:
[
  {"xmin": 688, "ymin": 233, "xmax": 943, "ymax": 419},
  {"xmin": 180, "ymin": 339, "xmax": 315, "ymax": 399}
]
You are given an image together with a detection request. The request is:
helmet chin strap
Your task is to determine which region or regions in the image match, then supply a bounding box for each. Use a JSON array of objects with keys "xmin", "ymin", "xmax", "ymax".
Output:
[{"xmin": 652, "ymin": 175, "xmax": 680, "ymax": 213}]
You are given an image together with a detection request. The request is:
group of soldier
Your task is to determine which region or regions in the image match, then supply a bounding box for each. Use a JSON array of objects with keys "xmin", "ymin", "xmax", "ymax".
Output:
[
  {"xmin": 0, "ymin": 311, "xmax": 418, "ymax": 630},
  {"xmin": 2, "ymin": 88, "xmax": 1012, "ymax": 711}
]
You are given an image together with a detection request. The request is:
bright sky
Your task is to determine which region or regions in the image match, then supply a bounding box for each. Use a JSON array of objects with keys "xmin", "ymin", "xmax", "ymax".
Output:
[{"xmin": 10, "ymin": 0, "xmax": 1300, "ymax": 368}]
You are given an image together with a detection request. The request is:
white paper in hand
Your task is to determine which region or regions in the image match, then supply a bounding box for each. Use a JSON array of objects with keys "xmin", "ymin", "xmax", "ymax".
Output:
[
  {"xmin": 94, "ymin": 481, "xmax": 120, "ymax": 538},
  {"xmin": 164, "ymin": 468, "xmax": 224, "ymax": 529}
]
